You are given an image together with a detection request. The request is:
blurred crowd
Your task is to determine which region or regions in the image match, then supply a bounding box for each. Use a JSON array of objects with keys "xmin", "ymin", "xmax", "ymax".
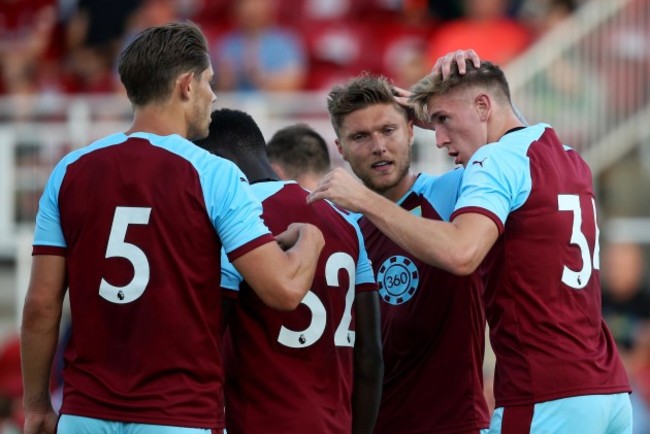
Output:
[{"xmin": 0, "ymin": 0, "xmax": 583, "ymax": 98}]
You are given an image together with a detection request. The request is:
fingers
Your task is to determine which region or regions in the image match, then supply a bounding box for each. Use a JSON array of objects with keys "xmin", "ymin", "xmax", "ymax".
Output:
[
  {"xmin": 391, "ymin": 86, "xmax": 411, "ymax": 98},
  {"xmin": 432, "ymin": 49, "xmax": 482, "ymax": 79}
]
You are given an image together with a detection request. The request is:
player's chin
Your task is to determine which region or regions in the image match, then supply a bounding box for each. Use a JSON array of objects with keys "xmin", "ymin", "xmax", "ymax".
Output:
[
  {"xmin": 367, "ymin": 176, "xmax": 397, "ymax": 194},
  {"xmin": 189, "ymin": 125, "xmax": 210, "ymax": 141}
]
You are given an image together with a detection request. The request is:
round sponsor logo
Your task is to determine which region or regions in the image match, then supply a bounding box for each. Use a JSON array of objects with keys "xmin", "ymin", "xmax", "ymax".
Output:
[{"xmin": 377, "ymin": 255, "xmax": 419, "ymax": 305}]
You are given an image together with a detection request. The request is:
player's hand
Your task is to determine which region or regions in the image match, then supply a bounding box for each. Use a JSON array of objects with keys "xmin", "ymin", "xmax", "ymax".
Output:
[
  {"xmin": 393, "ymin": 85, "xmax": 434, "ymax": 131},
  {"xmin": 276, "ymin": 223, "xmax": 301, "ymax": 250},
  {"xmin": 306, "ymin": 167, "xmax": 371, "ymax": 213},
  {"xmin": 276, "ymin": 223, "xmax": 324, "ymax": 252},
  {"xmin": 431, "ymin": 49, "xmax": 481, "ymax": 79},
  {"xmin": 23, "ymin": 408, "xmax": 58, "ymax": 434}
]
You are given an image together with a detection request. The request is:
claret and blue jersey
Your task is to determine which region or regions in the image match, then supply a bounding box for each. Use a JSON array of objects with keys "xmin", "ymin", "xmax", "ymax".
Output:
[
  {"xmin": 32, "ymin": 132, "xmax": 274, "ymax": 429},
  {"xmin": 220, "ymin": 180, "xmax": 377, "ymax": 434},
  {"xmin": 360, "ymin": 170, "xmax": 490, "ymax": 434},
  {"xmin": 453, "ymin": 123, "xmax": 630, "ymax": 407}
]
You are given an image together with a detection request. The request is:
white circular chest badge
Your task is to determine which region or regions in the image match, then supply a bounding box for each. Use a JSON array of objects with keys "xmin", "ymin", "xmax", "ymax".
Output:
[{"xmin": 377, "ymin": 255, "xmax": 420, "ymax": 305}]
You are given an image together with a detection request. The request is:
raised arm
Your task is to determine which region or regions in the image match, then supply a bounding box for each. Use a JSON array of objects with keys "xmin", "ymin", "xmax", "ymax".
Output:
[
  {"xmin": 307, "ymin": 168, "xmax": 498, "ymax": 275},
  {"xmin": 232, "ymin": 222, "xmax": 324, "ymax": 311}
]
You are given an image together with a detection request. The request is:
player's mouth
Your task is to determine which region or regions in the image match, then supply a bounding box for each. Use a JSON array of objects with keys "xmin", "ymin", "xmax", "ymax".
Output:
[{"xmin": 371, "ymin": 160, "xmax": 393, "ymax": 172}]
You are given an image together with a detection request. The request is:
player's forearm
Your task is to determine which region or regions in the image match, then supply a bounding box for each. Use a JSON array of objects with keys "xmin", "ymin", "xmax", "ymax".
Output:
[
  {"xmin": 276, "ymin": 225, "xmax": 325, "ymax": 309},
  {"xmin": 359, "ymin": 197, "xmax": 477, "ymax": 274},
  {"xmin": 352, "ymin": 347, "xmax": 383, "ymax": 434},
  {"xmin": 21, "ymin": 303, "xmax": 61, "ymax": 411}
]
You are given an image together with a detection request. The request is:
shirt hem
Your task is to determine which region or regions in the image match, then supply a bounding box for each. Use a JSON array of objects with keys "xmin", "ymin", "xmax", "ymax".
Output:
[{"xmin": 494, "ymin": 385, "xmax": 632, "ymax": 408}]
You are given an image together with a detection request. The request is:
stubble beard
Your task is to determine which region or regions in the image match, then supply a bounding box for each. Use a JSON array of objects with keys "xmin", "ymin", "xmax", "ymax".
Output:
[{"xmin": 355, "ymin": 153, "xmax": 412, "ymax": 195}]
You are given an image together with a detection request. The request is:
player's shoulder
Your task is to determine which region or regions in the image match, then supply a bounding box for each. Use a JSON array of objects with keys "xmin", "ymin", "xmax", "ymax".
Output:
[
  {"xmin": 54, "ymin": 132, "xmax": 128, "ymax": 170},
  {"xmin": 409, "ymin": 169, "xmax": 463, "ymax": 201},
  {"xmin": 465, "ymin": 124, "xmax": 550, "ymax": 173}
]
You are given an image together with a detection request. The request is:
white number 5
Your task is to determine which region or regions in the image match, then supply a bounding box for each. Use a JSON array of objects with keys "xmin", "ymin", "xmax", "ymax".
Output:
[
  {"xmin": 558, "ymin": 195, "xmax": 600, "ymax": 289},
  {"xmin": 99, "ymin": 206, "xmax": 152, "ymax": 304}
]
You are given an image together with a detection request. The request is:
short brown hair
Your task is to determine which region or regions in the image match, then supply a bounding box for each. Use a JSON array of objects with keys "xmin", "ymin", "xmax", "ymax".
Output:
[
  {"xmin": 267, "ymin": 124, "xmax": 331, "ymax": 179},
  {"xmin": 118, "ymin": 22, "xmax": 210, "ymax": 106},
  {"xmin": 327, "ymin": 73, "xmax": 408, "ymax": 137},
  {"xmin": 409, "ymin": 60, "xmax": 512, "ymax": 122}
]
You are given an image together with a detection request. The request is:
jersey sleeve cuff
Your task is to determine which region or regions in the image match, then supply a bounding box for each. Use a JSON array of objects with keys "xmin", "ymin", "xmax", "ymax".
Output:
[
  {"xmin": 32, "ymin": 245, "xmax": 67, "ymax": 256},
  {"xmin": 451, "ymin": 206, "xmax": 505, "ymax": 235},
  {"xmin": 226, "ymin": 233, "xmax": 276, "ymax": 262}
]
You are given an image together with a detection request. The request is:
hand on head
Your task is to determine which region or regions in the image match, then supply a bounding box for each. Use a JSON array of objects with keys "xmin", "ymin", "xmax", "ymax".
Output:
[
  {"xmin": 431, "ymin": 49, "xmax": 481, "ymax": 78},
  {"xmin": 391, "ymin": 49, "xmax": 482, "ymax": 131}
]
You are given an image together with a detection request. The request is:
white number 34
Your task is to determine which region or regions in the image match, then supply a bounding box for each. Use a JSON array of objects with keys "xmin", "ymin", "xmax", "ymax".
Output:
[{"xmin": 558, "ymin": 194, "xmax": 600, "ymax": 289}]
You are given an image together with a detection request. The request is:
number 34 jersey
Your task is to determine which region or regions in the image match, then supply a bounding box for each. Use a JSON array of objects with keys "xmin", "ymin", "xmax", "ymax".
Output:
[
  {"xmin": 32, "ymin": 132, "xmax": 274, "ymax": 428},
  {"xmin": 453, "ymin": 123, "xmax": 631, "ymax": 408},
  {"xmin": 220, "ymin": 181, "xmax": 377, "ymax": 434}
]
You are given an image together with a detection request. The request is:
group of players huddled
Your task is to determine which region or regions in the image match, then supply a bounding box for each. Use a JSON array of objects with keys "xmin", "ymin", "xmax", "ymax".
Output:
[{"xmin": 21, "ymin": 21, "xmax": 632, "ymax": 434}]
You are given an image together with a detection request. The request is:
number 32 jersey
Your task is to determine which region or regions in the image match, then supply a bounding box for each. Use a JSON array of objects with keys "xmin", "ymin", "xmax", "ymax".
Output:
[
  {"xmin": 220, "ymin": 181, "xmax": 377, "ymax": 434},
  {"xmin": 453, "ymin": 123, "xmax": 631, "ymax": 407},
  {"xmin": 32, "ymin": 132, "xmax": 274, "ymax": 429}
]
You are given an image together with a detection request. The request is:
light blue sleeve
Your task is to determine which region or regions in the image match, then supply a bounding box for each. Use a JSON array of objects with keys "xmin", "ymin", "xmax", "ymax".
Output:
[
  {"xmin": 33, "ymin": 133, "xmax": 128, "ymax": 247},
  {"xmin": 33, "ymin": 159, "xmax": 67, "ymax": 247},
  {"xmin": 412, "ymin": 169, "xmax": 464, "ymax": 222},
  {"xmin": 338, "ymin": 210, "xmax": 376, "ymax": 286},
  {"xmin": 454, "ymin": 142, "xmax": 532, "ymax": 226},
  {"xmin": 143, "ymin": 134, "xmax": 272, "ymax": 256},
  {"xmin": 198, "ymin": 157, "xmax": 271, "ymax": 255},
  {"xmin": 220, "ymin": 248, "xmax": 243, "ymax": 291}
]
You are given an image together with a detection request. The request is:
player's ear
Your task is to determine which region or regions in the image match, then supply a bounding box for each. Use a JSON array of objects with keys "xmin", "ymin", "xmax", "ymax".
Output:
[
  {"xmin": 475, "ymin": 93, "xmax": 490, "ymax": 122},
  {"xmin": 335, "ymin": 138, "xmax": 348, "ymax": 162},
  {"xmin": 271, "ymin": 162, "xmax": 288, "ymax": 180},
  {"xmin": 177, "ymin": 72, "xmax": 194, "ymax": 101}
]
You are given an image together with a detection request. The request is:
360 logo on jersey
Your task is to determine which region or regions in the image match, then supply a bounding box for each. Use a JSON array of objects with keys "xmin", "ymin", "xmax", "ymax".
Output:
[{"xmin": 377, "ymin": 255, "xmax": 420, "ymax": 305}]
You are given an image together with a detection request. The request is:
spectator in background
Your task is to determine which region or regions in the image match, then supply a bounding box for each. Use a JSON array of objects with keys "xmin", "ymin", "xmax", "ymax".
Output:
[
  {"xmin": 0, "ymin": 0, "xmax": 57, "ymax": 95},
  {"xmin": 601, "ymin": 241, "xmax": 650, "ymax": 357},
  {"xmin": 212, "ymin": 0, "xmax": 307, "ymax": 92},
  {"xmin": 0, "ymin": 0, "xmax": 57, "ymax": 120},
  {"xmin": 376, "ymin": 0, "xmax": 436, "ymax": 89},
  {"xmin": 62, "ymin": 0, "xmax": 142, "ymax": 94},
  {"xmin": 267, "ymin": 123, "xmax": 331, "ymax": 191},
  {"xmin": 426, "ymin": 0, "xmax": 531, "ymax": 67}
]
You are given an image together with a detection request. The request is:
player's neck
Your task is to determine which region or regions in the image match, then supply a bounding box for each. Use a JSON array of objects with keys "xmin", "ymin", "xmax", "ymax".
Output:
[
  {"xmin": 381, "ymin": 171, "xmax": 418, "ymax": 203},
  {"xmin": 127, "ymin": 104, "xmax": 188, "ymax": 138},
  {"xmin": 244, "ymin": 160, "xmax": 280, "ymax": 184}
]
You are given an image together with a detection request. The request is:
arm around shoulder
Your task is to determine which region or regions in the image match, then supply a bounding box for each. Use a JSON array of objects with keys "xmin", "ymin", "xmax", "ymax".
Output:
[{"xmin": 232, "ymin": 223, "xmax": 324, "ymax": 311}]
